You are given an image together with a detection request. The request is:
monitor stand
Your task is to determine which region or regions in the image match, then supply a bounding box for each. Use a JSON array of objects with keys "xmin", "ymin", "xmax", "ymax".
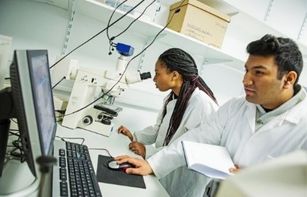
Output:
[{"xmin": 0, "ymin": 87, "xmax": 38, "ymax": 195}]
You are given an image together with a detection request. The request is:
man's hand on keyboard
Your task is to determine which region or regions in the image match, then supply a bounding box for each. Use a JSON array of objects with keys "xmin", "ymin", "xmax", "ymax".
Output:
[{"xmin": 115, "ymin": 155, "xmax": 153, "ymax": 175}]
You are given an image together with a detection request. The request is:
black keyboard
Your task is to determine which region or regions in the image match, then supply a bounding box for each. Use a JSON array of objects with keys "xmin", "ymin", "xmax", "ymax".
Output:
[{"xmin": 56, "ymin": 141, "xmax": 102, "ymax": 197}]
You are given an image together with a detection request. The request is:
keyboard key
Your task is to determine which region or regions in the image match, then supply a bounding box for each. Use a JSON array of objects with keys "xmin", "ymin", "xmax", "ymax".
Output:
[{"xmin": 60, "ymin": 182, "xmax": 68, "ymax": 196}]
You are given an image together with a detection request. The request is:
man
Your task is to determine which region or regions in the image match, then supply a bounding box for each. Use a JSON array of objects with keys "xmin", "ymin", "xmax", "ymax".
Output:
[{"xmin": 116, "ymin": 34, "xmax": 307, "ymax": 196}]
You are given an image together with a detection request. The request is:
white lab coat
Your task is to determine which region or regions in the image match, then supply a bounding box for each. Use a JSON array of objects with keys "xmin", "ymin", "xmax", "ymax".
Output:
[
  {"xmin": 217, "ymin": 150, "xmax": 307, "ymax": 197},
  {"xmin": 133, "ymin": 87, "xmax": 218, "ymax": 196},
  {"xmin": 148, "ymin": 87, "xmax": 307, "ymax": 197}
]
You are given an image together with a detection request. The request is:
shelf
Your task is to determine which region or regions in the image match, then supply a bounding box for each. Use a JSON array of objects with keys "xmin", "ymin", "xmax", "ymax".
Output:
[
  {"xmin": 197, "ymin": 0, "xmax": 239, "ymax": 16},
  {"xmin": 76, "ymin": 0, "xmax": 244, "ymax": 67}
]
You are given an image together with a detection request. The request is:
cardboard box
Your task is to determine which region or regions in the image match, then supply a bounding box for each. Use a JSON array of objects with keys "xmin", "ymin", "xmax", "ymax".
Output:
[{"xmin": 167, "ymin": 0, "xmax": 231, "ymax": 48}]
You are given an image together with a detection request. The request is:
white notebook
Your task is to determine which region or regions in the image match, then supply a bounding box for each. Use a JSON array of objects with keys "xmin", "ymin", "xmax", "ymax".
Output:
[{"xmin": 182, "ymin": 141, "xmax": 234, "ymax": 179}]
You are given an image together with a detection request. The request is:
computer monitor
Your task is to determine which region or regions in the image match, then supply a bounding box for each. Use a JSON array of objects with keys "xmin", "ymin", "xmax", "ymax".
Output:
[{"xmin": 0, "ymin": 49, "xmax": 57, "ymax": 177}]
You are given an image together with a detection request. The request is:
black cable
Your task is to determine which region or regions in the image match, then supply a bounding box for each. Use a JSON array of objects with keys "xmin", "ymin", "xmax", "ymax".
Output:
[
  {"xmin": 50, "ymin": 0, "xmax": 144, "ymax": 70},
  {"xmin": 110, "ymin": 0, "xmax": 156, "ymax": 41},
  {"xmin": 10, "ymin": 118, "xmax": 17, "ymax": 124},
  {"xmin": 62, "ymin": 0, "xmax": 185, "ymax": 117},
  {"xmin": 106, "ymin": 0, "xmax": 129, "ymax": 42},
  {"xmin": 51, "ymin": 1, "xmax": 147, "ymax": 120},
  {"xmin": 106, "ymin": 0, "xmax": 149, "ymax": 53},
  {"xmin": 10, "ymin": 148, "xmax": 22, "ymax": 158},
  {"xmin": 10, "ymin": 139, "xmax": 25, "ymax": 162},
  {"xmin": 106, "ymin": 0, "xmax": 155, "ymax": 55},
  {"xmin": 55, "ymin": 109, "xmax": 66, "ymax": 114},
  {"xmin": 88, "ymin": 147, "xmax": 113, "ymax": 158},
  {"xmin": 55, "ymin": 136, "xmax": 85, "ymax": 145},
  {"xmin": 76, "ymin": 126, "xmax": 111, "ymax": 137},
  {"xmin": 9, "ymin": 131, "xmax": 20, "ymax": 137},
  {"xmin": 52, "ymin": 76, "xmax": 66, "ymax": 89},
  {"xmin": 56, "ymin": 117, "xmax": 63, "ymax": 123},
  {"xmin": 4, "ymin": 153, "xmax": 22, "ymax": 167},
  {"xmin": 12, "ymin": 139, "xmax": 21, "ymax": 149}
]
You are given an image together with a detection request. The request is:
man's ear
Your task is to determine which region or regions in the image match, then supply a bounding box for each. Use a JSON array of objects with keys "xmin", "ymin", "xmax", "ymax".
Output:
[{"xmin": 283, "ymin": 71, "xmax": 297, "ymax": 88}]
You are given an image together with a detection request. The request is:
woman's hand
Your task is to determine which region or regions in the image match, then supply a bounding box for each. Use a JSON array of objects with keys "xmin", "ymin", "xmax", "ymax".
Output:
[
  {"xmin": 117, "ymin": 125, "xmax": 133, "ymax": 141},
  {"xmin": 129, "ymin": 141, "xmax": 146, "ymax": 158},
  {"xmin": 115, "ymin": 155, "xmax": 153, "ymax": 175}
]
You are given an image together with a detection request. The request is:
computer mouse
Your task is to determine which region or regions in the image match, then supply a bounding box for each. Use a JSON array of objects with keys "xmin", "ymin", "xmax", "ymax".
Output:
[{"xmin": 107, "ymin": 160, "xmax": 134, "ymax": 171}]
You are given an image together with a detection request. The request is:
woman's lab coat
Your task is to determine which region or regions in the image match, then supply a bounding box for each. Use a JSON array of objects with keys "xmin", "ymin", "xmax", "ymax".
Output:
[
  {"xmin": 148, "ymin": 88, "xmax": 307, "ymax": 197},
  {"xmin": 133, "ymin": 87, "xmax": 218, "ymax": 197}
]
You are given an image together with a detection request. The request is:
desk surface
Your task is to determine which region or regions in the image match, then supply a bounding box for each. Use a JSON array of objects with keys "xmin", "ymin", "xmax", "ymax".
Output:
[{"xmin": 56, "ymin": 124, "xmax": 170, "ymax": 197}]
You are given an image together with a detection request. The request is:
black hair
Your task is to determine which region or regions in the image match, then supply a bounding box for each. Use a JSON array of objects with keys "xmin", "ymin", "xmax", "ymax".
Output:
[
  {"xmin": 158, "ymin": 48, "xmax": 217, "ymax": 145},
  {"xmin": 246, "ymin": 34, "xmax": 303, "ymax": 85}
]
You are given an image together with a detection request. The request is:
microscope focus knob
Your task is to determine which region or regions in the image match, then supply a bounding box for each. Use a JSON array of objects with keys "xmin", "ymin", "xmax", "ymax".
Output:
[
  {"xmin": 82, "ymin": 115, "xmax": 93, "ymax": 125},
  {"xmin": 101, "ymin": 118, "xmax": 111, "ymax": 125}
]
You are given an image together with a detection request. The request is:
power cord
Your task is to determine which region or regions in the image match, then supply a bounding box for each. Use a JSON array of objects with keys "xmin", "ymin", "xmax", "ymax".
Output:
[
  {"xmin": 88, "ymin": 147, "xmax": 113, "ymax": 158},
  {"xmin": 57, "ymin": 1, "xmax": 186, "ymax": 118},
  {"xmin": 10, "ymin": 138, "xmax": 26, "ymax": 162},
  {"xmin": 52, "ymin": 76, "xmax": 66, "ymax": 89},
  {"xmin": 107, "ymin": 0, "xmax": 156, "ymax": 43},
  {"xmin": 106, "ymin": 0, "xmax": 146, "ymax": 53},
  {"xmin": 107, "ymin": 0, "xmax": 157, "ymax": 55},
  {"xmin": 9, "ymin": 130, "xmax": 20, "ymax": 137},
  {"xmin": 55, "ymin": 136, "xmax": 85, "ymax": 145},
  {"xmin": 49, "ymin": 0, "xmax": 144, "ymax": 70},
  {"xmin": 106, "ymin": 0, "xmax": 129, "ymax": 53},
  {"xmin": 10, "ymin": 118, "xmax": 18, "ymax": 124}
]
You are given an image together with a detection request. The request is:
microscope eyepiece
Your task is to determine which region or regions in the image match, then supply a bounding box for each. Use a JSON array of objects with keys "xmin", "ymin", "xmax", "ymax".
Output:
[{"xmin": 140, "ymin": 72, "xmax": 151, "ymax": 80}]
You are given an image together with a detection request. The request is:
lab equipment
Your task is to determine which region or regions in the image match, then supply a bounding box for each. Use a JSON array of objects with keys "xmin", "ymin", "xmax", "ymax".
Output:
[
  {"xmin": 61, "ymin": 69, "xmax": 122, "ymax": 136},
  {"xmin": 62, "ymin": 43, "xmax": 151, "ymax": 136}
]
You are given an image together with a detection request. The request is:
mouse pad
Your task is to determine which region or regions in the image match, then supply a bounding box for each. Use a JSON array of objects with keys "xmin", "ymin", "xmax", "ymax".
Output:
[{"xmin": 96, "ymin": 155, "xmax": 146, "ymax": 189}]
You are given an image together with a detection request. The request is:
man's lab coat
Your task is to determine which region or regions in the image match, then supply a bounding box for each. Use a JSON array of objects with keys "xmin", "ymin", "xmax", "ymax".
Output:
[
  {"xmin": 133, "ymin": 87, "xmax": 218, "ymax": 197},
  {"xmin": 148, "ymin": 87, "xmax": 307, "ymax": 197},
  {"xmin": 217, "ymin": 150, "xmax": 307, "ymax": 197}
]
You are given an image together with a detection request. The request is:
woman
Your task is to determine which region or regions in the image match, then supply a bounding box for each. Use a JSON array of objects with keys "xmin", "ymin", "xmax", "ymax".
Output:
[{"xmin": 118, "ymin": 48, "xmax": 218, "ymax": 197}]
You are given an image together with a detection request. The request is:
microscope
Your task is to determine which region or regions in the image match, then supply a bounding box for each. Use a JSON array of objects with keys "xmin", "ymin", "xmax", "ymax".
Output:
[{"xmin": 61, "ymin": 43, "xmax": 151, "ymax": 136}]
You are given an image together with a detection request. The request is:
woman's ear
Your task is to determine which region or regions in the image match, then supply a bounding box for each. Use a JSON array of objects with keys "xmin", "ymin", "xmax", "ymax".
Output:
[
  {"xmin": 283, "ymin": 71, "xmax": 297, "ymax": 88},
  {"xmin": 171, "ymin": 71, "xmax": 182, "ymax": 81}
]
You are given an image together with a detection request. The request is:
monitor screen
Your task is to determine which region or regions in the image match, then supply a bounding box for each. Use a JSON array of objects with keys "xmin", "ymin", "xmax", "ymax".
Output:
[
  {"xmin": 7, "ymin": 49, "xmax": 57, "ymax": 176},
  {"xmin": 27, "ymin": 50, "xmax": 56, "ymax": 156}
]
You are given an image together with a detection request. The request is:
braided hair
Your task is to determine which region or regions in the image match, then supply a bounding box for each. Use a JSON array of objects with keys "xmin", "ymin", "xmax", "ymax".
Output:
[{"xmin": 159, "ymin": 48, "xmax": 217, "ymax": 145}]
